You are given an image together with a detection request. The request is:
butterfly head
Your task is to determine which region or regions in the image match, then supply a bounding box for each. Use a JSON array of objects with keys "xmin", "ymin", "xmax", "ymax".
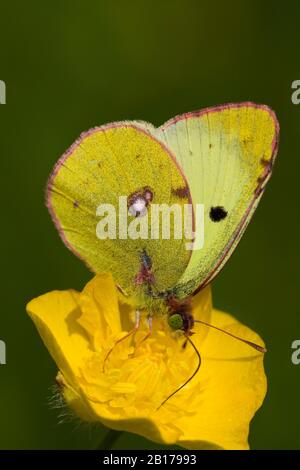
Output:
[{"xmin": 167, "ymin": 297, "xmax": 195, "ymax": 337}]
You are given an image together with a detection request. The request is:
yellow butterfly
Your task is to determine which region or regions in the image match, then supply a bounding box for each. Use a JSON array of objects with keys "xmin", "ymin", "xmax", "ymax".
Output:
[
  {"xmin": 47, "ymin": 102, "xmax": 279, "ymax": 403},
  {"xmin": 48, "ymin": 101, "xmax": 278, "ymax": 302}
]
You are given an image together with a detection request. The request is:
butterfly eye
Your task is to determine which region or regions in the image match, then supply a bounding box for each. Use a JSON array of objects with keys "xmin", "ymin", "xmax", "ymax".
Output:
[
  {"xmin": 168, "ymin": 313, "xmax": 184, "ymax": 331},
  {"xmin": 209, "ymin": 206, "xmax": 228, "ymax": 222}
]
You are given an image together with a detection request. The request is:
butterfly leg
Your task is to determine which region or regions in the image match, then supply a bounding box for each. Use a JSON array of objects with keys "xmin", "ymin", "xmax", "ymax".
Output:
[
  {"xmin": 103, "ymin": 309, "xmax": 141, "ymax": 372},
  {"xmin": 135, "ymin": 315, "xmax": 153, "ymax": 349}
]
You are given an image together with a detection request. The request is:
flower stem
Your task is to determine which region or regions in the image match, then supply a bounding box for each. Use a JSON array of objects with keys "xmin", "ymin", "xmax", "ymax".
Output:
[{"xmin": 95, "ymin": 429, "xmax": 122, "ymax": 450}]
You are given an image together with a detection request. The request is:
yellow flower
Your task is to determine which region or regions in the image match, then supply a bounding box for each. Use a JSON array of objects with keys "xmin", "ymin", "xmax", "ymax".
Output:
[{"xmin": 26, "ymin": 273, "xmax": 266, "ymax": 450}]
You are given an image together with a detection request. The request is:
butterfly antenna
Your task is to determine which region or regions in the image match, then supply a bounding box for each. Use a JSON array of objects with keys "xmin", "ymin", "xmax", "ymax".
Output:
[
  {"xmin": 157, "ymin": 335, "xmax": 201, "ymax": 410},
  {"xmin": 194, "ymin": 319, "xmax": 266, "ymax": 353}
]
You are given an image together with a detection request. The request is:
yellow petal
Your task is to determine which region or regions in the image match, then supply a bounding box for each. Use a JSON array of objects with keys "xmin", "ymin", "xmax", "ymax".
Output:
[
  {"xmin": 78, "ymin": 273, "xmax": 122, "ymax": 348},
  {"xmin": 78, "ymin": 399, "xmax": 182, "ymax": 445},
  {"xmin": 176, "ymin": 309, "xmax": 267, "ymax": 450},
  {"xmin": 192, "ymin": 285, "xmax": 212, "ymax": 316},
  {"xmin": 191, "ymin": 285, "xmax": 213, "ymax": 345},
  {"xmin": 56, "ymin": 372, "xmax": 96, "ymax": 422},
  {"xmin": 26, "ymin": 289, "xmax": 91, "ymax": 386}
]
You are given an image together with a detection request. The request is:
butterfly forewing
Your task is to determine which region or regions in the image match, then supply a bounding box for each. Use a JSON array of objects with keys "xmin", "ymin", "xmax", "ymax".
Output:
[{"xmin": 47, "ymin": 124, "xmax": 193, "ymax": 299}]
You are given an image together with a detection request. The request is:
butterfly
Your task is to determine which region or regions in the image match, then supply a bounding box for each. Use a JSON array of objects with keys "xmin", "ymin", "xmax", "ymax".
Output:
[{"xmin": 47, "ymin": 102, "xmax": 279, "ymax": 404}]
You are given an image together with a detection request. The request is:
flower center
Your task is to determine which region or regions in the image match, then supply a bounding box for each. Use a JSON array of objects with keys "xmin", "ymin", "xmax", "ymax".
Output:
[{"xmin": 81, "ymin": 317, "xmax": 199, "ymax": 417}]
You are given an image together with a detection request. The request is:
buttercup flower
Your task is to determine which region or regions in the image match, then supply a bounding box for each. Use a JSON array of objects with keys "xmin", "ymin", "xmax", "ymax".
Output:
[{"xmin": 26, "ymin": 273, "xmax": 266, "ymax": 450}]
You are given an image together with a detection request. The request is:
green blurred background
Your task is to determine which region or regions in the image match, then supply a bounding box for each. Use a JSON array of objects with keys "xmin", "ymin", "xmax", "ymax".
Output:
[{"xmin": 0, "ymin": 0, "xmax": 299, "ymax": 450}]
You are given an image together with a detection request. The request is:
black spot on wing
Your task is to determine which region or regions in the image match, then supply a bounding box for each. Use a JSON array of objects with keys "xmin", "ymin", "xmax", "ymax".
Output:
[{"xmin": 209, "ymin": 206, "xmax": 227, "ymax": 222}]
